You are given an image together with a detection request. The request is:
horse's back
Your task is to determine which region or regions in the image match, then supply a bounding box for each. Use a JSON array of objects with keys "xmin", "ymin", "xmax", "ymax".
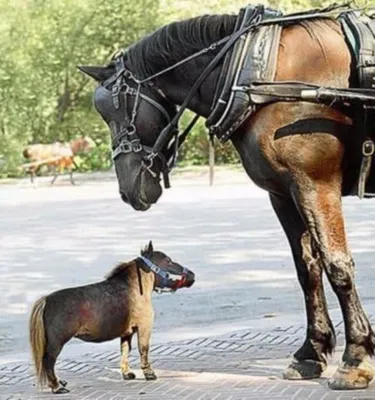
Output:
[
  {"xmin": 276, "ymin": 19, "xmax": 350, "ymax": 86},
  {"xmin": 43, "ymin": 280, "xmax": 131, "ymax": 343}
]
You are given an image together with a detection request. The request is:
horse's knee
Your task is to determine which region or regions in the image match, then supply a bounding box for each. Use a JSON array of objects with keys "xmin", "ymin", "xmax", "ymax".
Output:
[
  {"xmin": 298, "ymin": 231, "xmax": 322, "ymax": 292},
  {"xmin": 324, "ymin": 255, "xmax": 354, "ymax": 294}
]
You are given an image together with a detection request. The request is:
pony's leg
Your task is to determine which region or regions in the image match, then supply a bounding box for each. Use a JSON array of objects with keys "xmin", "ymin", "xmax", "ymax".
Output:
[
  {"xmin": 137, "ymin": 325, "xmax": 156, "ymax": 380},
  {"xmin": 294, "ymin": 182, "xmax": 375, "ymax": 390},
  {"xmin": 121, "ymin": 333, "xmax": 135, "ymax": 380},
  {"xmin": 43, "ymin": 340, "xmax": 69, "ymax": 394},
  {"xmin": 270, "ymin": 194, "xmax": 335, "ymax": 379}
]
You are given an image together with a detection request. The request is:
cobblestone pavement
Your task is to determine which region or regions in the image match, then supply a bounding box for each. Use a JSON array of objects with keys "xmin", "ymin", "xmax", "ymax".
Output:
[
  {"xmin": 2, "ymin": 316, "xmax": 375, "ymax": 400},
  {"xmin": 2, "ymin": 169, "xmax": 375, "ymax": 399}
]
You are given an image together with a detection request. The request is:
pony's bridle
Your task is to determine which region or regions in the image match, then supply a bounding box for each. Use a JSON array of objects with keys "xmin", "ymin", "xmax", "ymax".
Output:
[{"xmin": 137, "ymin": 255, "xmax": 188, "ymax": 294}]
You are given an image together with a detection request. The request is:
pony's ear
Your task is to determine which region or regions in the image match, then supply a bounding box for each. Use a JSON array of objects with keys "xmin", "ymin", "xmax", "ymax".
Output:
[
  {"xmin": 77, "ymin": 65, "xmax": 114, "ymax": 82},
  {"xmin": 147, "ymin": 240, "xmax": 154, "ymax": 254}
]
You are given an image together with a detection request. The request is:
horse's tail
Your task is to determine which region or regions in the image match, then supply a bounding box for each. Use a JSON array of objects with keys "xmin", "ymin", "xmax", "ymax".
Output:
[{"xmin": 29, "ymin": 296, "xmax": 48, "ymax": 387}]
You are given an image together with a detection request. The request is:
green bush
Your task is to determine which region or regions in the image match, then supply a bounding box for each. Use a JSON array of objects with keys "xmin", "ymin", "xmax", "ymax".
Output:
[
  {"xmin": 177, "ymin": 112, "xmax": 240, "ymax": 166},
  {"xmin": 0, "ymin": 0, "xmax": 325, "ymax": 178}
]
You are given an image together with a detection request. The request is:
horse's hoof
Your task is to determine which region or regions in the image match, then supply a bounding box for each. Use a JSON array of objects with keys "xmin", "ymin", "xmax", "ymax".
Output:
[
  {"xmin": 59, "ymin": 379, "xmax": 67, "ymax": 387},
  {"xmin": 283, "ymin": 359, "xmax": 326, "ymax": 380},
  {"xmin": 328, "ymin": 362, "xmax": 374, "ymax": 390},
  {"xmin": 144, "ymin": 371, "xmax": 157, "ymax": 380},
  {"xmin": 123, "ymin": 372, "xmax": 136, "ymax": 380},
  {"xmin": 52, "ymin": 386, "xmax": 70, "ymax": 394}
]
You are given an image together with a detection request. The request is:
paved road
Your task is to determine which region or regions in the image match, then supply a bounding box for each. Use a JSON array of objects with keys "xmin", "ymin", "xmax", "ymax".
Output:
[{"xmin": 1, "ymin": 167, "xmax": 375, "ymax": 367}]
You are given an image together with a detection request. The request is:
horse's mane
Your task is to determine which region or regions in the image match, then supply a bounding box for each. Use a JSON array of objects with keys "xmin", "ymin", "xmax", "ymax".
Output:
[
  {"xmin": 105, "ymin": 246, "xmax": 151, "ymax": 280},
  {"xmin": 126, "ymin": 14, "xmax": 237, "ymax": 79},
  {"xmin": 105, "ymin": 261, "xmax": 134, "ymax": 280}
]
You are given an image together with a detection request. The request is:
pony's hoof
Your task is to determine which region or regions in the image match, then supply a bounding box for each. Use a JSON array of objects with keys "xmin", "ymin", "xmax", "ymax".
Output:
[
  {"xmin": 283, "ymin": 359, "xmax": 326, "ymax": 380},
  {"xmin": 59, "ymin": 379, "xmax": 67, "ymax": 387},
  {"xmin": 123, "ymin": 372, "xmax": 136, "ymax": 380},
  {"xmin": 144, "ymin": 371, "xmax": 157, "ymax": 380},
  {"xmin": 328, "ymin": 362, "xmax": 374, "ymax": 390},
  {"xmin": 52, "ymin": 386, "xmax": 70, "ymax": 394}
]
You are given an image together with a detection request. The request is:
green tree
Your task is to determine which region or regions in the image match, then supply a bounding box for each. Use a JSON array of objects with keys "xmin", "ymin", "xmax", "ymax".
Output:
[{"xmin": 0, "ymin": 0, "xmax": 159, "ymax": 177}]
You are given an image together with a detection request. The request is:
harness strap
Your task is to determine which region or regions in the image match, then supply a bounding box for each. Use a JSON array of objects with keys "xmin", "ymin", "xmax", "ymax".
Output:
[
  {"xmin": 145, "ymin": 3, "xmax": 357, "ymax": 161},
  {"xmin": 136, "ymin": 264, "xmax": 144, "ymax": 296}
]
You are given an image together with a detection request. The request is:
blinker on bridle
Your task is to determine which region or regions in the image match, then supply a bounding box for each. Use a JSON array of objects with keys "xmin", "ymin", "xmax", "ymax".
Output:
[
  {"xmin": 101, "ymin": 55, "xmax": 181, "ymax": 189},
  {"xmin": 136, "ymin": 255, "xmax": 188, "ymax": 295}
]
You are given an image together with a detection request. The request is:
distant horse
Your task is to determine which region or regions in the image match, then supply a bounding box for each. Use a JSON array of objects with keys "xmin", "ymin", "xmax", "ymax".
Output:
[
  {"xmin": 22, "ymin": 136, "xmax": 96, "ymax": 185},
  {"xmin": 29, "ymin": 242, "xmax": 195, "ymax": 394},
  {"xmin": 79, "ymin": 3, "xmax": 375, "ymax": 391}
]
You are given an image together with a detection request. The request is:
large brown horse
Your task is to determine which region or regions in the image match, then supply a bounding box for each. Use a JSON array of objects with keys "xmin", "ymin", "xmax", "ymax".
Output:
[{"xmin": 79, "ymin": 4, "xmax": 375, "ymax": 390}]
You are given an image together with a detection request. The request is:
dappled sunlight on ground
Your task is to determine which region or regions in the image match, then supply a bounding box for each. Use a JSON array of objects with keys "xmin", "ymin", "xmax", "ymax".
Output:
[{"xmin": 1, "ymin": 173, "xmax": 375, "ymax": 358}]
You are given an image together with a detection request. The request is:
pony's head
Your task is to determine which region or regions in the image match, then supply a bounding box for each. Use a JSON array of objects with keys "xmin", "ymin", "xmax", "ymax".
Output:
[{"xmin": 139, "ymin": 241, "xmax": 195, "ymax": 292}]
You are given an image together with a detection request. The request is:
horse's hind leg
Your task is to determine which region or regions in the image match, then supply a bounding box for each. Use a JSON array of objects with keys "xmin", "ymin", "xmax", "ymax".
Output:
[
  {"xmin": 50, "ymin": 168, "xmax": 59, "ymax": 185},
  {"xmin": 44, "ymin": 340, "xmax": 69, "ymax": 394},
  {"xmin": 69, "ymin": 170, "xmax": 76, "ymax": 185},
  {"xmin": 270, "ymin": 194, "xmax": 335, "ymax": 379},
  {"xmin": 294, "ymin": 181, "xmax": 375, "ymax": 390},
  {"xmin": 121, "ymin": 333, "xmax": 135, "ymax": 380}
]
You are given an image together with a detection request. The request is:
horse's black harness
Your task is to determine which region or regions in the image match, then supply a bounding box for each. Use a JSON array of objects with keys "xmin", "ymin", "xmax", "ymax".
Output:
[{"xmin": 99, "ymin": 2, "xmax": 375, "ymax": 193}]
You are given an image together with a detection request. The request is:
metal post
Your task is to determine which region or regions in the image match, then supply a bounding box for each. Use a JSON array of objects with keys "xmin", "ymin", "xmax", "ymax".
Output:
[{"xmin": 209, "ymin": 137, "xmax": 215, "ymax": 186}]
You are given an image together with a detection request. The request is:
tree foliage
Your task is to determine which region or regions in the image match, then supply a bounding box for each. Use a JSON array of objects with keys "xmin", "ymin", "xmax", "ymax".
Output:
[
  {"xmin": 0, "ymin": 0, "xmax": 159, "ymax": 177},
  {"xmin": 1, "ymin": 0, "xmax": 326, "ymax": 177}
]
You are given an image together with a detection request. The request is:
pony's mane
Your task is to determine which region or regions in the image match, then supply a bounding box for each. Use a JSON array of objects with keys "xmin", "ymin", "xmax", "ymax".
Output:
[
  {"xmin": 105, "ymin": 261, "xmax": 134, "ymax": 280},
  {"xmin": 126, "ymin": 14, "xmax": 237, "ymax": 79},
  {"xmin": 105, "ymin": 245, "xmax": 151, "ymax": 280}
]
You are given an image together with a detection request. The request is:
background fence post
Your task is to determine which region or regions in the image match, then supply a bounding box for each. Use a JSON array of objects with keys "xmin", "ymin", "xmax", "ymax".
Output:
[{"xmin": 209, "ymin": 137, "xmax": 215, "ymax": 186}]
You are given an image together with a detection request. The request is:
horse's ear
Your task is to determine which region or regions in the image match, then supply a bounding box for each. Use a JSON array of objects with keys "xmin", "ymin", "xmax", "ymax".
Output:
[
  {"xmin": 77, "ymin": 65, "xmax": 114, "ymax": 82},
  {"xmin": 147, "ymin": 240, "xmax": 153, "ymax": 254}
]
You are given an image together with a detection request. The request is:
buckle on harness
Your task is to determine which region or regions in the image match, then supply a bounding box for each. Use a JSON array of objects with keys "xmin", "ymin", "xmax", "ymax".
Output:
[
  {"xmin": 112, "ymin": 83, "xmax": 121, "ymax": 109},
  {"xmin": 363, "ymin": 140, "xmax": 375, "ymax": 156},
  {"xmin": 131, "ymin": 139, "xmax": 142, "ymax": 153}
]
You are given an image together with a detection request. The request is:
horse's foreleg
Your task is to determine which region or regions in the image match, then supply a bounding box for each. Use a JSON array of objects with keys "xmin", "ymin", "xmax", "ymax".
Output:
[
  {"xmin": 120, "ymin": 333, "xmax": 135, "ymax": 380},
  {"xmin": 50, "ymin": 166, "xmax": 59, "ymax": 185},
  {"xmin": 137, "ymin": 323, "xmax": 156, "ymax": 380},
  {"xmin": 270, "ymin": 193, "xmax": 335, "ymax": 380},
  {"xmin": 294, "ymin": 181, "xmax": 375, "ymax": 390},
  {"xmin": 69, "ymin": 170, "xmax": 76, "ymax": 185}
]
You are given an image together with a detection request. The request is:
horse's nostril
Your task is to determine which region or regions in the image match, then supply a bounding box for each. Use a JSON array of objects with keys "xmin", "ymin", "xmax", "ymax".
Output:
[
  {"xmin": 120, "ymin": 192, "xmax": 129, "ymax": 203},
  {"xmin": 187, "ymin": 277, "xmax": 195, "ymax": 287}
]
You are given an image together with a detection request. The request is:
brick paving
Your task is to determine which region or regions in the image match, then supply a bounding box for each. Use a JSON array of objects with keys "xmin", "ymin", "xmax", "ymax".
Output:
[{"xmin": 2, "ymin": 319, "xmax": 375, "ymax": 400}]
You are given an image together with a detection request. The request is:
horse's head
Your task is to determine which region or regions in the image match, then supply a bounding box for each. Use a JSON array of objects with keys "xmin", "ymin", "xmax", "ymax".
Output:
[
  {"xmin": 79, "ymin": 63, "xmax": 177, "ymax": 211},
  {"xmin": 70, "ymin": 136, "xmax": 96, "ymax": 155},
  {"xmin": 140, "ymin": 241, "xmax": 195, "ymax": 292}
]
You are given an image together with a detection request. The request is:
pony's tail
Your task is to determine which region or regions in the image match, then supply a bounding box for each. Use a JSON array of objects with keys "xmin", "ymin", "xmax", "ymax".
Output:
[{"xmin": 29, "ymin": 296, "xmax": 48, "ymax": 388}]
